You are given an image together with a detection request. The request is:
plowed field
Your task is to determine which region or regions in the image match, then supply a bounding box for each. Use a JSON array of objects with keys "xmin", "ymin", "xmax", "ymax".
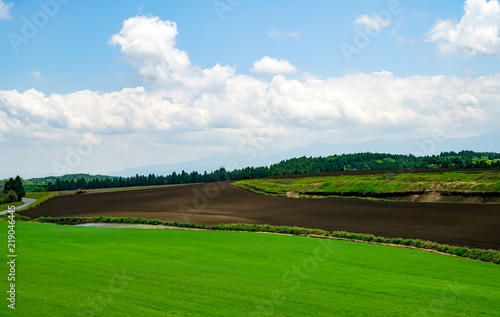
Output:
[{"xmin": 22, "ymin": 180, "xmax": 500, "ymax": 249}]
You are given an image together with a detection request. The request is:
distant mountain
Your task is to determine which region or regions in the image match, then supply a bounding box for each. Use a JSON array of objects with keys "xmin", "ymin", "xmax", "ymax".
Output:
[
  {"xmin": 109, "ymin": 155, "xmax": 234, "ymax": 177},
  {"xmin": 266, "ymin": 130, "xmax": 500, "ymax": 160},
  {"xmin": 108, "ymin": 130, "xmax": 500, "ymax": 177}
]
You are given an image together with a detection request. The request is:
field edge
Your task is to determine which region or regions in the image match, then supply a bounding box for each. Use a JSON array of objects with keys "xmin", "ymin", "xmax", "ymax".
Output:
[{"xmin": 28, "ymin": 216, "xmax": 500, "ymax": 265}]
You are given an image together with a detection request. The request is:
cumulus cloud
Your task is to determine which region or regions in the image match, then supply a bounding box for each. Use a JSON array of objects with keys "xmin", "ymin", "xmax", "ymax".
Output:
[
  {"xmin": 109, "ymin": 16, "xmax": 191, "ymax": 85},
  {"xmin": 1, "ymin": 72, "xmax": 497, "ymax": 142},
  {"xmin": 2, "ymin": 16, "xmax": 498, "ymax": 143},
  {"xmin": 251, "ymin": 56, "xmax": 298, "ymax": 74},
  {"xmin": 109, "ymin": 15, "xmax": 236, "ymax": 92},
  {"xmin": 426, "ymin": 0, "xmax": 500, "ymax": 56},
  {"xmin": 2, "ymin": 15, "xmax": 498, "ymax": 142},
  {"xmin": 354, "ymin": 14, "xmax": 390, "ymax": 32},
  {"xmin": 0, "ymin": 0, "xmax": 13, "ymax": 19},
  {"xmin": 2, "ymin": 15, "xmax": 499, "ymax": 176}
]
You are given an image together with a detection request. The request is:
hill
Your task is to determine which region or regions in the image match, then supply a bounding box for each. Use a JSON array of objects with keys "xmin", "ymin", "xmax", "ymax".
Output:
[
  {"xmin": 234, "ymin": 170, "xmax": 500, "ymax": 203},
  {"xmin": 110, "ymin": 130, "xmax": 500, "ymax": 177},
  {"xmin": 1, "ymin": 221, "xmax": 498, "ymax": 316},
  {"xmin": 4, "ymin": 151, "xmax": 500, "ymax": 193},
  {"xmin": 21, "ymin": 174, "xmax": 500, "ymax": 249}
]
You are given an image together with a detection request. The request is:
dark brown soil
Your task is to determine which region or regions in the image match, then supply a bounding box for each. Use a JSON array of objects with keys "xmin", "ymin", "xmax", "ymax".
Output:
[{"xmin": 22, "ymin": 179, "xmax": 500, "ymax": 250}]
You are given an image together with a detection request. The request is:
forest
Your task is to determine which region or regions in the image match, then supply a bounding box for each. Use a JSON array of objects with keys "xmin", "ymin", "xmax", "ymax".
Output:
[{"xmin": 42, "ymin": 151, "xmax": 500, "ymax": 192}]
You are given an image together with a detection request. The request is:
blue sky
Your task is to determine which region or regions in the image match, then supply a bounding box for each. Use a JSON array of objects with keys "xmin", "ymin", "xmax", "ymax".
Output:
[
  {"xmin": 1, "ymin": 0, "xmax": 498, "ymax": 93},
  {"xmin": 1, "ymin": 0, "xmax": 500, "ymax": 178}
]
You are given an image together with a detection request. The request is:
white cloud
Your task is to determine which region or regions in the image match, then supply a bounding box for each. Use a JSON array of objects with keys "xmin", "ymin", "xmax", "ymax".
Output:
[
  {"xmin": 251, "ymin": 56, "xmax": 298, "ymax": 74},
  {"xmin": 268, "ymin": 28, "xmax": 300, "ymax": 39},
  {"xmin": 2, "ymin": 15, "xmax": 499, "ymax": 176},
  {"xmin": 2, "ymin": 16, "xmax": 497, "ymax": 143},
  {"xmin": 1, "ymin": 72, "xmax": 497, "ymax": 143},
  {"xmin": 1, "ymin": 71, "xmax": 498, "ymax": 176},
  {"xmin": 426, "ymin": 0, "xmax": 500, "ymax": 56},
  {"xmin": 354, "ymin": 14, "xmax": 390, "ymax": 32},
  {"xmin": 109, "ymin": 15, "xmax": 236, "ymax": 91},
  {"xmin": 0, "ymin": 0, "xmax": 13, "ymax": 19},
  {"xmin": 31, "ymin": 71, "xmax": 41, "ymax": 79},
  {"xmin": 373, "ymin": 70, "xmax": 394, "ymax": 77},
  {"xmin": 109, "ymin": 16, "xmax": 192, "ymax": 85}
]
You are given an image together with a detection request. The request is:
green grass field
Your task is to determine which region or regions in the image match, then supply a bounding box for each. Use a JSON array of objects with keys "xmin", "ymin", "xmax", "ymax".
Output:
[
  {"xmin": 1, "ymin": 222, "xmax": 499, "ymax": 316},
  {"xmin": 234, "ymin": 170, "xmax": 500, "ymax": 197},
  {"xmin": 0, "ymin": 200, "xmax": 23, "ymax": 212}
]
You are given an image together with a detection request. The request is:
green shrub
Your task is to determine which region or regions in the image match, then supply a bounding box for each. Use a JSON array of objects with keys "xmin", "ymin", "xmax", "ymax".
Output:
[
  {"xmin": 413, "ymin": 239, "xmax": 422, "ymax": 248},
  {"xmin": 478, "ymin": 250, "xmax": 496, "ymax": 262},
  {"xmin": 1, "ymin": 190, "xmax": 18, "ymax": 204},
  {"xmin": 492, "ymin": 253, "xmax": 500, "ymax": 264},
  {"xmin": 391, "ymin": 238, "xmax": 403, "ymax": 245},
  {"xmin": 403, "ymin": 239, "xmax": 413, "ymax": 246},
  {"xmin": 30, "ymin": 186, "xmax": 46, "ymax": 193},
  {"xmin": 331, "ymin": 231, "xmax": 348, "ymax": 239},
  {"xmin": 465, "ymin": 249, "xmax": 482, "ymax": 259},
  {"xmin": 435, "ymin": 244, "xmax": 447, "ymax": 252},
  {"xmin": 455, "ymin": 247, "xmax": 468, "ymax": 257},
  {"xmin": 420, "ymin": 240, "xmax": 436, "ymax": 249},
  {"xmin": 363, "ymin": 234, "xmax": 375, "ymax": 242}
]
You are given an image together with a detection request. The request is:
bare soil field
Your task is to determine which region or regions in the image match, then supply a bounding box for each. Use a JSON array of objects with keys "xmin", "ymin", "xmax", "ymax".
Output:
[{"xmin": 22, "ymin": 179, "xmax": 500, "ymax": 250}]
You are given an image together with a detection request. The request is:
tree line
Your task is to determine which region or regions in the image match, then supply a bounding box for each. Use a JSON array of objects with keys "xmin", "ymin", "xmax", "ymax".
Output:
[
  {"xmin": 1, "ymin": 176, "xmax": 26, "ymax": 203},
  {"xmin": 45, "ymin": 151, "xmax": 500, "ymax": 192}
]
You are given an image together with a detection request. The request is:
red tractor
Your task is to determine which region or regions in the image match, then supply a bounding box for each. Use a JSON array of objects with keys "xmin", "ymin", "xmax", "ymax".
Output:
[{"xmin": 72, "ymin": 188, "xmax": 86, "ymax": 195}]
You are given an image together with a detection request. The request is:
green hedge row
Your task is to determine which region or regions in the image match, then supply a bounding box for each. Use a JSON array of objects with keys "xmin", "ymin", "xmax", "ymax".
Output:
[
  {"xmin": 35, "ymin": 216, "xmax": 500, "ymax": 264},
  {"xmin": 330, "ymin": 231, "xmax": 500, "ymax": 264}
]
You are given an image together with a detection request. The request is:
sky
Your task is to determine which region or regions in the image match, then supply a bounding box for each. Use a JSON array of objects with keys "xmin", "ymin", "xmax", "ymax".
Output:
[{"xmin": 1, "ymin": 0, "xmax": 500, "ymax": 178}]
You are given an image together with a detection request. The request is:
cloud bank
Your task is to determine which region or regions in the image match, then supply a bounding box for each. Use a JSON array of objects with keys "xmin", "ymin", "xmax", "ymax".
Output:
[
  {"xmin": 1, "ymin": 15, "xmax": 499, "ymax": 175},
  {"xmin": 2, "ymin": 15, "xmax": 498, "ymax": 142}
]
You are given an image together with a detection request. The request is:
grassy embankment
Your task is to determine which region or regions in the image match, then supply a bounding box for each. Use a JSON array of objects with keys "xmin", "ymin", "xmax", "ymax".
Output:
[
  {"xmin": 1, "ymin": 221, "xmax": 499, "ymax": 316},
  {"xmin": 234, "ymin": 170, "xmax": 500, "ymax": 198},
  {"xmin": 36, "ymin": 216, "xmax": 500, "ymax": 264},
  {"xmin": 0, "ymin": 200, "xmax": 23, "ymax": 211},
  {"xmin": 0, "ymin": 192, "xmax": 58, "ymax": 212}
]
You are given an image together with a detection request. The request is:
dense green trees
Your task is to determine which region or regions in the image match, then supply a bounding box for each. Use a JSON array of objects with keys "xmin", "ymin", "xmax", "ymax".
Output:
[
  {"xmin": 2, "ymin": 175, "xmax": 25, "ymax": 203},
  {"xmin": 44, "ymin": 151, "xmax": 500, "ymax": 192}
]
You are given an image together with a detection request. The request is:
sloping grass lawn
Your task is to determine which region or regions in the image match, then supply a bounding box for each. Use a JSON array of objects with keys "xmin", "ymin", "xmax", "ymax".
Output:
[
  {"xmin": 0, "ymin": 192, "xmax": 58, "ymax": 212},
  {"xmin": 234, "ymin": 171, "xmax": 500, "ymax": 196},
  {"xmin": 1, "ymin": 222, "xmax": 499, "ymax": 316}
]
